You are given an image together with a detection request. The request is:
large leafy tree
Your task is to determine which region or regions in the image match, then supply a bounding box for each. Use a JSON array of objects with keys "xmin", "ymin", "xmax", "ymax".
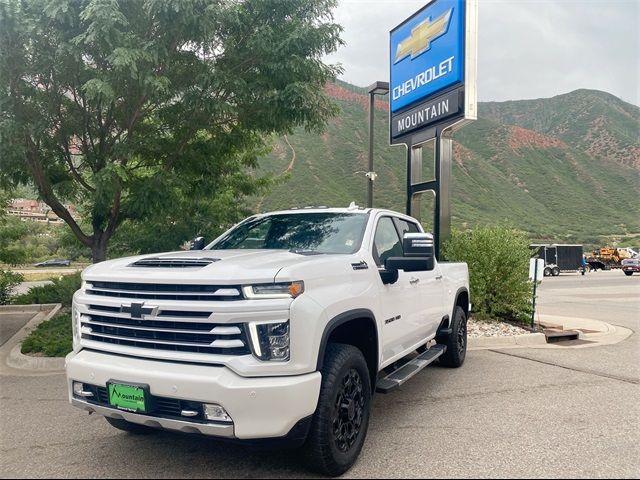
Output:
[{"xmin": 0, "ymin": 0, "xmax": 342, "ymax": 262}]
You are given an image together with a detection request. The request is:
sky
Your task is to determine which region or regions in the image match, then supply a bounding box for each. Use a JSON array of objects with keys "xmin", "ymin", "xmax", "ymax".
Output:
[{"xmin": 325, "ymin": 0, "xmax": 640, "ymax": 106}]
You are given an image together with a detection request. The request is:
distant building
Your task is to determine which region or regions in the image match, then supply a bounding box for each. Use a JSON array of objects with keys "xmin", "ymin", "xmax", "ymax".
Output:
[{"xmin": 6, "ymin": 198, "xmax": 78, "ymax": 224}]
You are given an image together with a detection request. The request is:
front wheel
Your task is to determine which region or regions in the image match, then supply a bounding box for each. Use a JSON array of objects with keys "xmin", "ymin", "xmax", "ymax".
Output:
[
  {"xmin": 624, "ymin": 271, "xmax": 633, "ymax": 276},
  {"xmin": 305, "ymin": 344, "xmax": 371, "ymax": 477},
  {"xmin": 438, "ymin": 306, "xmax": 467, "ymax": 368}
]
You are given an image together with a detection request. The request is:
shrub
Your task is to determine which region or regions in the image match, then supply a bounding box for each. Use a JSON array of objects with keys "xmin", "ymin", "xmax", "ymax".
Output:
[
  {"xmin": 0, "ymin": 270, "xmax": 24, "ymax": 305},
  {"xmin": 21, "ymin": 312, "xmax": 73, "ymax": 357},
  {"xmin": 443, "ymin": 226, "xmax": 533, "ymax": 323},
  {"xmin": 12, "ymin": 272, "xmax": 81, "ymax": 307}
]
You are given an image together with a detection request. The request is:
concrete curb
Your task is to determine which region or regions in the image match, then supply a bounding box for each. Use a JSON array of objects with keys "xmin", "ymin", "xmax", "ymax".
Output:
[
  {"xmin": 7, "ymin": 343, "xmax": 66, "ymax": 371},
  {"xmin": 469, "ymin": 316, "xmax": 633, "ymax": 351},
  {"xmin": 0, "ymin": 303, "xmax": 59, "ymax": 313},
  {"xmin": 468, "ymin": 332, "xmax": 547, "ymax": 350},
  {"xmin": 0, "ymin": 303, "xmax": 65, "ymax": 374}
]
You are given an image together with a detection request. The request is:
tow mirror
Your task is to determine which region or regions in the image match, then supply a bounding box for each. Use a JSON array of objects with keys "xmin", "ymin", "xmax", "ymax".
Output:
[
  {"xmin": 190, "ymin": 236, "xmax": 206, "ymax": 250},
  {"xmin": 385, "ymin": 233, "xmax": 435, "ymax": 273}
]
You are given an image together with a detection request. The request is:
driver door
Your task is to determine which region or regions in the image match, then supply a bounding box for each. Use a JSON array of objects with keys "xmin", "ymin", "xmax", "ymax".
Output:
[{"xmin": 372, "ymin": 216, "xmax": 421, "ymax": 364}]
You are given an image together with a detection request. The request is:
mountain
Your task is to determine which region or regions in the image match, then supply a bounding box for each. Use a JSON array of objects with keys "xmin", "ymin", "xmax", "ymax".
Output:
[
  {"xmin": 255, "ymin": 82, "xmax": 640, "ymax": 247},
  {"xmin": 480, "ymin": 90, "xmax": 640, "ymax": 169}
]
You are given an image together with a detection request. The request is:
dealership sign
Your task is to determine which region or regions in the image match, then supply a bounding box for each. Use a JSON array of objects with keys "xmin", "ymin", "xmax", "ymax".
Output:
[{"xmin": 390, "ymin": 0, "xmax": 477, "ymax": 142}]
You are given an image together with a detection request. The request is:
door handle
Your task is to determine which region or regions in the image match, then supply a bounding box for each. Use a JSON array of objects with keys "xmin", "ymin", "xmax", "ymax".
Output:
[
  {"xmin": 435, "ymin": 275, "xmax": 443, "ymax": 280},
  {"xmin": 410, "ymin": 277, "xmax": 420, "ymax": 285}
]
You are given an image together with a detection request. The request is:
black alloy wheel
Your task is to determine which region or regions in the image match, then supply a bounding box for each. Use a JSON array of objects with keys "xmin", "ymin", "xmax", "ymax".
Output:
[
  {"xmin": 332, "ymin": 368, "xmax": 365, "ymax": 453},
  {"xmin": 456, "ymin": 315, "xmax": 467, "ymax": 357},
  {"xmin": 438, "ymin": 305, "xmax": 467, "ymax": 368}
]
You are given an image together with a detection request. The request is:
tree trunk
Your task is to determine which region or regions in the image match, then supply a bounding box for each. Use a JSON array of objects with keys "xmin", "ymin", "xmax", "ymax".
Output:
[{"xmin": 91, "ymin": 233, "xmax": 109, "ymax": 264}]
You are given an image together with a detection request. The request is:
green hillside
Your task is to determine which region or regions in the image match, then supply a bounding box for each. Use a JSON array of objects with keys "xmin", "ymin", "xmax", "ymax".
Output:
[
  {"xmin": 254, "ymin": 84, "xmax": 640, "ymax": 247},
  {"xmin": 480, "ymin": 90, "xmax": 640, "ymax": 169}
]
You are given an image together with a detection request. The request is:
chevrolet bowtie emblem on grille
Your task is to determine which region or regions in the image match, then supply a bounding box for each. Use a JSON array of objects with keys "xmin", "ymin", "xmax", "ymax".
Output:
[
  {"xmin": 395, "ymin": 9, "xmax": 453, "ymax": 64},
  {"xmin": 121, "ymin": 303, "xmax": 159, "ymax": 320}
]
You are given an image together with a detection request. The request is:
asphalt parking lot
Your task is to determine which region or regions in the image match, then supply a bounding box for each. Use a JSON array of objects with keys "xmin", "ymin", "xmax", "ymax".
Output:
[{"xmin": 1, "ymin": 271, "xmax": 638, "ymax": 478}]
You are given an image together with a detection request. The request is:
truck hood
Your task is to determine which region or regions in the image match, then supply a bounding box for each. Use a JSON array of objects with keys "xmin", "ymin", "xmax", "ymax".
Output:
[{"xmin": 82, "ymin": 249, "xmax": 343, "ymax": 285}]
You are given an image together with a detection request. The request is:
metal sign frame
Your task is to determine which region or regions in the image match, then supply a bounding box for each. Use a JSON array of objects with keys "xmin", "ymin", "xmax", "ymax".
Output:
[{"xmin": 389, "ymin": 0, "xmax": 477, "ymax": 258}]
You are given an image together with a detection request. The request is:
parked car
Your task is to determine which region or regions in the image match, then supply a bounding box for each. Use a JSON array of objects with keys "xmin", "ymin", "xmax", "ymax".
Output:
[
  {"xmin": 34, "ymin": 259, "xmax": 71, "ymax": 267},
  {"xmin": 66, "ymin": 206, "xmax": 470, "ymax": 476},
  {"xmin": 621, "ymin": 257, "xmax": 640, "ymax": 276}
]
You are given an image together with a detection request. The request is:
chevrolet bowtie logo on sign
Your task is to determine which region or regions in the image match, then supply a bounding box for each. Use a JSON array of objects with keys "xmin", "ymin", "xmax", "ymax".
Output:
[
  {"xmin": 121, "ymin": 303, "xmax": 159, "ymax": 320},
  {"xmin": 394, "ymin": 9, "xmax": 453, "ymax": 64}
]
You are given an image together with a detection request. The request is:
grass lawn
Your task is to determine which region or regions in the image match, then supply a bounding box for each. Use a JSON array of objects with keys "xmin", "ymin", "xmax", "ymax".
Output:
[
  {"xmin": 20, "ymin": 272, "xmax": 63, "ymax": 282},
  {"xmin": 21, "ymin": 312, "xmax": 73, "ymax": 357}
]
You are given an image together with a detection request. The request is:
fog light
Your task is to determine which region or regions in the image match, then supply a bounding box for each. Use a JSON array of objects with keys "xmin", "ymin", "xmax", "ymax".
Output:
[
  {"xmin": 204, "ymin": 404, "xmax": 232, "ymax": 423},
  {"xmin": 73, "ymin": 382, "xmax": 93, "ymax": 398}
]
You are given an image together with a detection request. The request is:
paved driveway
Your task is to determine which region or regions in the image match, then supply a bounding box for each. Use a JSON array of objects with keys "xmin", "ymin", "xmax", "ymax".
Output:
[
  {"xmin": 0, "ymin": 272, "xmax": 638, "ymax": 478},
  {"xmin": 0, "ymin": 311, "xmax": 36, "ymax": 346}
]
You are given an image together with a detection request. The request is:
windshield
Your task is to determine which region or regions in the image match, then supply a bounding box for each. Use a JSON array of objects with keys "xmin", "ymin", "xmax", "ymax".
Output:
[{"xmin": 211, "ymin": 212, "xmax": 368, "ymax": 254}]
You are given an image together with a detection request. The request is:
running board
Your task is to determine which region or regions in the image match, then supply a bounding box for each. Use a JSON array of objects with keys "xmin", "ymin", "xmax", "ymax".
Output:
[{"xmin": 376, "ymin": 344, "xmax": 447, "ymax": 394}]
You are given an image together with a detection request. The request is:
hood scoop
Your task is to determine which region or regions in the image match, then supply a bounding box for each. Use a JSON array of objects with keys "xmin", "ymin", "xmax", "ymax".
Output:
[{"xmin": 129, "ymin": 257, "xmax": 220, "ymax": 268}]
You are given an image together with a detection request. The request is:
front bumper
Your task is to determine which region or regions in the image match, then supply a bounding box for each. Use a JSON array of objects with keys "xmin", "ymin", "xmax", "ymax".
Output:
[
  {"xmin": 66, "ymin": 349, "xmax": 321, "ymax": 439},
  {"xmin": 622, "ymin": 266, "xmax": 640, "ymax": 272}
]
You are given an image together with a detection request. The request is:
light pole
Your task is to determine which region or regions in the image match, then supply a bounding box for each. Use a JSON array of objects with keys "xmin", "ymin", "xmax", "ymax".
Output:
[{"xmin": 367, "ymin": 81, "xmax": 389, "ymax": 208}]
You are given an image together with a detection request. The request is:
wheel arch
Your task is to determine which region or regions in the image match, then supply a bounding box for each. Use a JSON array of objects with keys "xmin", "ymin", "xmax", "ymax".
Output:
[
  {"xmin": 317, "ymin": 309, "xmax": 379, "ymax": 391},
  {"xmin": 454, "ymin": 287, "xmax": 469, "ymax": 318}
]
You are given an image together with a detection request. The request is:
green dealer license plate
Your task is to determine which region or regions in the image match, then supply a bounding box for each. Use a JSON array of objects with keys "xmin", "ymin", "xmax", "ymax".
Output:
[{"xmin": 108, "ymin": 383, "xmax": 147, "ymax": 413}]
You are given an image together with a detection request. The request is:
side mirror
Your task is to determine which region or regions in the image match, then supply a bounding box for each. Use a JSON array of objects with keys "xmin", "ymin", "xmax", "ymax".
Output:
[
  {"xmin": 190, "ymin": 236, "xmax": 206, "ymax": 250},
  {"xmin": 385, "ymin": 232, "xmax": 435, "ymax": 273},
  {"xmin": 385, "ymin": 256, "xmax": 434, "ymax": 272}
]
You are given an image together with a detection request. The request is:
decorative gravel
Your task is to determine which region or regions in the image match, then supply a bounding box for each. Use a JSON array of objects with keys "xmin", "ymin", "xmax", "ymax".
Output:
[{"xmin": 468, "ymin": 318, "xmax": 530, "ymax": 338}]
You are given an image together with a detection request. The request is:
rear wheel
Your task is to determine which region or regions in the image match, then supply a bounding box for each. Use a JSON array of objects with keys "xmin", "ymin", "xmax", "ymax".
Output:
[
  {"xmin": 543, "ymin": 267, "xmax": 552, "ymax": 277},
  {"xmin": 552, "ymin": 266, "xmax": 561, "ymax": 276},
  {"xmin": 104, "ymin": 417, "xmax": 158, "ymax": 435},
  {"xmin": 624, "ymin": 271, "xmax": 633, "ymax": 276},
  {"xmin": 305, "ymin": 344, "xmax": 371, "ymax": 477},
  {"xmin": 438, "ymin": 306, "xmax": 467, "ymax": 368}
]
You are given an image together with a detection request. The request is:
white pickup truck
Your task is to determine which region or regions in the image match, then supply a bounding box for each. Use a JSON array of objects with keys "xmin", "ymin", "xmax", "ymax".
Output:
[{"xmin": 66, "ymin": 206, "xmax": 469, "ymax": 476}]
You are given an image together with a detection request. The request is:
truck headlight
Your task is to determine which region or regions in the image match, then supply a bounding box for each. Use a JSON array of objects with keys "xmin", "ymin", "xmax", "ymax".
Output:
[
  {"xmin": 248, "ymin": 321, "xmax": 290, "ymax": 361},
  {"xmin": 242, "ymin": 281, "xmax": 304, "ymax": 299}
]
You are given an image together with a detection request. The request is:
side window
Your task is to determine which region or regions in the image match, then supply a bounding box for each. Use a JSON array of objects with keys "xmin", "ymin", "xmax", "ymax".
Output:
[
  {"xmin": 373, "ymin": 217, "xmax": 403, "ymax": 268},
  {"xmin": 394, "ymin": 218, "xmax": 420, "ymax": 240}
]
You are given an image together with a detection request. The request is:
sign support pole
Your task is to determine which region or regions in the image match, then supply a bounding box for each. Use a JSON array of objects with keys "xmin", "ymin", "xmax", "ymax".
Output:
[
  {"xmin": 405, "ymin": 129, "xmax": 453, "ymax": 260},
  {"xmin": 367, "ymin": 92, "xmax": 375, "ymax": 208},
  {"xmin": 531, "ymin": 264, "xmax": 538, "ymax": 330},
  {"xmin": 438, "ymin": 132, "xmax": 453, "ymax": 256}
]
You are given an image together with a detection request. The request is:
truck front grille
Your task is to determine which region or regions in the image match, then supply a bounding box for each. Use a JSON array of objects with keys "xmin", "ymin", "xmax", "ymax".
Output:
[
  {"xmin": 80, "ymin": 307, "xmax": 251, "ymax": 356},
  {"xmin": 86, "ymin": 281, "xmax": 243, "ymax": 301}
]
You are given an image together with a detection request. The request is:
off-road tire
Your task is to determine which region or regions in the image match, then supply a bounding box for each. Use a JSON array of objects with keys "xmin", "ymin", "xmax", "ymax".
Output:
[
  {"xmin": 105, "ymin": 416, "xmax": 158, "ymax": 434},
  {"xmin": 437, "ymin": 306, "xmax": 467, "ymax": 368},
  {"xmin": 304, "ymin": 344, "xmax": 371, "ymax": 477}
]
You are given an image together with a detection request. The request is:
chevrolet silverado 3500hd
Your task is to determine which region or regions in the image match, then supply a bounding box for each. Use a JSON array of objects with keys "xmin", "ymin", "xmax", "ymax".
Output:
[{"xmin": 66, "ymin": 206, "xmax": 470, "ymax": 476}]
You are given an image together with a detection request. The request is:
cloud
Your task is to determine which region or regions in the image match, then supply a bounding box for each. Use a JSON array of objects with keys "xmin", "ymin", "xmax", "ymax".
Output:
[{"xmin": 325, "ymin": 0, "xmax": 639, "ymax": 105}]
